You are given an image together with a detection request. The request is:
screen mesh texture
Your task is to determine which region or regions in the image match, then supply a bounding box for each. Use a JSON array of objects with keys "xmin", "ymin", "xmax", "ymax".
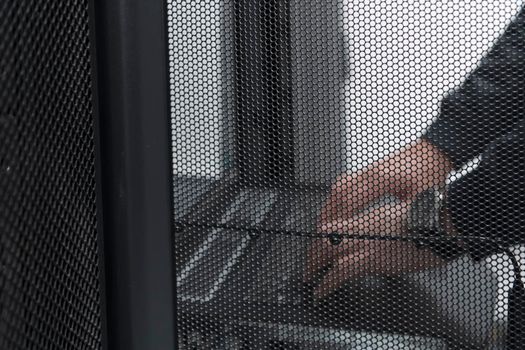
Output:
[
  {"xmin": 0, "ymin": 1, "xmax": 102, "ymax": 349},
  {"xmin": 169, "ymin": 1, "xmax": 525, "ymax": 349}
]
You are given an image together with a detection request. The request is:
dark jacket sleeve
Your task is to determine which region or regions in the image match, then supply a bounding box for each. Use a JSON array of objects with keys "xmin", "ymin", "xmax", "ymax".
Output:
[
  {"xmin": 447, "ymin": 120, "xmax": 524, "ymax": 259},
  {"xmin": 423, "ymin": 7, "xmax": 525, "ymax": 167}
]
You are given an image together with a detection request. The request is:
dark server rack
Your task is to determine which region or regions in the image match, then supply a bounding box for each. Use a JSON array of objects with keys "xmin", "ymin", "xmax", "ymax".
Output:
[
  {"xmin": 1, "ymin": 0, "xmax": 524, "ymax": 349},
  {"xmin": 0, "ymin": 1, "xmax": 107, "ymax": 349},
  {"xmin": 1, "ymin": 0, "xmax": 178, "ymax": 349}
]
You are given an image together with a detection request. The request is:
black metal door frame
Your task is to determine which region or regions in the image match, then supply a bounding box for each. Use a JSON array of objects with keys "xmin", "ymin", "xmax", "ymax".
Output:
[{"xmin": 89, "ymin": 0, "xmax": 177, "ymax": 349}]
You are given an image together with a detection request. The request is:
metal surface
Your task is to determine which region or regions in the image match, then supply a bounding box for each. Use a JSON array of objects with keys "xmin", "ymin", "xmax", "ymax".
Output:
[
  {"xmin": 0, "ymin": 0, "xmax": 103, "ymax": 348},
  {"xmin": 170, "ymin": 1, "xmax": 524, "ymax": 349},
  {"xmin": 93, "ymin": 0, "xmax": 176, "ymax": 349}
]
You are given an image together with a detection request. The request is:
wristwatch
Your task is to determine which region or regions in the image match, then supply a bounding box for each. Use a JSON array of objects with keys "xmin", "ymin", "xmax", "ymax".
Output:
[{"xmin": 407, "ymin": 187, "xmax": 464, "ymax": 261}]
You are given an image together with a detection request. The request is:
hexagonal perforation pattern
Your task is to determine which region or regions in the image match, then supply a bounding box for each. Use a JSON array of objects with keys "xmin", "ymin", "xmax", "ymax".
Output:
[
  {"xmin": 0, "ymin": 1, "xmax": 102, "ymax": 349},
  {"xmin": 169, "ymin": 1, "xmax": 524, "ymax": 349}
]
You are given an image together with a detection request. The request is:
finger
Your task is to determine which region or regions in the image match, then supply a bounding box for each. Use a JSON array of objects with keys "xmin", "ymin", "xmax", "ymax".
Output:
[
  {"xmin": 314, "ymin": 239, "xmax": 448, "ymax": 299},
  {"xmin": 386, "ymin": 242, "xmax": 445, "ymax": 275},
  {"xmin": 303, "ymin": 236, "xmax": 358, "ymax": 283},
  {"xmin": 304, "ymin": 220, "xmax": 367, "ymax": 283},
  {"xmin": 304, "ymin": 238, "xmax": 332, "ymax": 283},
  {"xmin": 314, "ymin": 249, "xmax": 373, "ymax": 300},
  {"xmin": 319, "ymin": 167, "xmax": 389, "ymax": 225},
  {"xmin": 306, "ymin": 201, "xmax": 408, "ymax": 284},
  {"xmin": 326, "ymin": 201, "xmax": 410, "ymax": 238}
]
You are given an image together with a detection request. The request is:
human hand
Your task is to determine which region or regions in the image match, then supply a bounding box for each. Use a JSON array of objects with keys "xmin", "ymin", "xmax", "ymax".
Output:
[
  {"xmin": 304, "ymin": 140, "xmax": 454, "ymax": 299},
  {"xmin": 304, "ymin": 200, "xmax": 447, "ymax": 299},
  {"xmin": 318, "ymin": 139, "xmax": 453, "ymax": 225}
]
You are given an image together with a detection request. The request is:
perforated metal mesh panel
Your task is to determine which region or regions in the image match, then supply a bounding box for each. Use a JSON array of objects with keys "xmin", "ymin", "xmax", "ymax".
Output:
[
  {"xmin": 169, "ymin": 1, "xmax": 525, "ymax": 349},
  {"xmin": 0, "ymin": 1, "xmax": 102, "ymax": 349}
]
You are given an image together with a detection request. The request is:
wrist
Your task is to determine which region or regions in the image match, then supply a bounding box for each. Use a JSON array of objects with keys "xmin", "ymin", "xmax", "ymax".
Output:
[
  {"xmin": 408, "ymin": 187, "xmax": 465, "ymax": 261},
  {"xmin": 418, "ymin": 139, "xmax": 455, "ymax": 174},
  {"xmin": 391, "ymin": 140, "xmax": 454, "ymax": 197}
]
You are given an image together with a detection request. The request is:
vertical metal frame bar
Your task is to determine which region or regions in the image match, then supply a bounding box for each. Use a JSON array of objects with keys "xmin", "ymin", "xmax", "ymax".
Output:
[
  {"xmin": 91, "ymin": 0, "xmax": 176, "ymax": 349},
  {"xmin": 234, "ymin": 0, "xmax": 294, "ymax": 186},
  {"xmin": 88, "ymin": 0, "xmax": 109, "ymax": 348}
]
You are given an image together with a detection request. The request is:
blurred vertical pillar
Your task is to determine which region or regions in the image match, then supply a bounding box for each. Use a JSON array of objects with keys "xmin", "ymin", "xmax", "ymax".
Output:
[{"xmin": 290, "ymin": 0, "xmax": 348, "ymax": 186}]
